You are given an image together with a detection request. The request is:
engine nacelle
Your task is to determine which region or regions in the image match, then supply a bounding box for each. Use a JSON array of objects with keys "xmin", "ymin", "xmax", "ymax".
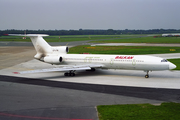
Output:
[
  {"xmin": 43, "ymin": 56, "xmax": 63, "ymax": 64},
  {"xmin": 51, "ymin": 46, "xmax": 68, "ymax": 54}
]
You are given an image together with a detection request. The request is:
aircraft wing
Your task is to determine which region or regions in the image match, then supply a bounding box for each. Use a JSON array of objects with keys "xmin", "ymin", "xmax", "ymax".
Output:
[{"xmin": 13, "ymin": 64, "xmax": 103, "ymax": 74}]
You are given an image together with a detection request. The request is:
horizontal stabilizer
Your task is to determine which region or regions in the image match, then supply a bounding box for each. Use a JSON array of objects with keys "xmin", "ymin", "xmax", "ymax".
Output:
[{"xmin": 8, "ymin": 34, "xmax": 49, "ymax": 37}]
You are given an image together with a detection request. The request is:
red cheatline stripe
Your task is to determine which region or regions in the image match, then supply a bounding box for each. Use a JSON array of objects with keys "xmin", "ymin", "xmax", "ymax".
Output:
[
  {"xmin": 0, "ymin": 112, "xmax": 92, "ymax": 120},
  {"xmin": 13, "ymin": 72, "xmax": 20, "ymax": 74}
]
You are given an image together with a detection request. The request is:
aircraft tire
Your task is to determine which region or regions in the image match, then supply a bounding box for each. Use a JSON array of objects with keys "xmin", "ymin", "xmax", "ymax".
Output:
[
  {"xmin": 64, "ymin": 72, "xmax": 75, "ymax": 77},
  {"xmin": 64, "ymin": 73, "xmax": 68, "ymax": 76},
  {"xmin": 145, "ymin": 75, "xmax": 149, "ymax": 78},
  {"xmin": 72, "ymin": 73, "xmax": 75, "ymax": 76}
]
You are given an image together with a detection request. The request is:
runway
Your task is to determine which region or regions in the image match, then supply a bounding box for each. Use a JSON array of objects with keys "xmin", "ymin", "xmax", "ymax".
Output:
[{"xmin": 0, "ymin": 43, "xmax": 180, "ymax": 120}]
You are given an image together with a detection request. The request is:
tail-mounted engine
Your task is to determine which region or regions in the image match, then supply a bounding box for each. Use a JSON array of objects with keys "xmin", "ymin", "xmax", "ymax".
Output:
[
  {"xmin": 41, "ymin": 56, "xmax": 63, "ymax": 64},
  {"xmin": 34, "ymin": 46, "xmax": 68, "ymax": 60},
  {"xmin": 51, "ymin": 46, "xmax": 68, "ymax": 54}
]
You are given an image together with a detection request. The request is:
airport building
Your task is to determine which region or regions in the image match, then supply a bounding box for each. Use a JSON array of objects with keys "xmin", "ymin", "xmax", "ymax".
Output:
[{"xmin": 162, "ymin": 33, "xmax": 180, "ymax": 37}]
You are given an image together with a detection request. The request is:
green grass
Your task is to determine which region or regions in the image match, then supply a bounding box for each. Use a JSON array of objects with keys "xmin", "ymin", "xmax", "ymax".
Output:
[
  {"xmin": 1, "ymin": 35, "xmax": 180, "ymax": 43},
  {"xmin": 0, "ymin": 36, "xmax": 32, "ymax": 42},
  {"xmin": 97, "ymin": 102, "xmax": 180, "ymax": 120},
  {"xmin": 0, "ymin": 35, "xmax": 135, "ymax": 42},
  {"xmin": 69, "ymin": 45, "xmax": 180, "ymax": 55},
  {"xmin": 91, "ymin": 36, "xmax": 180, "ymax": 43}
]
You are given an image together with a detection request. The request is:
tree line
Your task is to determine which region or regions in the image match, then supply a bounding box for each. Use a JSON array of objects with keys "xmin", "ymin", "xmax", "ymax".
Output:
[{"xmin": 0, "ymin": 29, "xmax": 180, "ymax": 36}]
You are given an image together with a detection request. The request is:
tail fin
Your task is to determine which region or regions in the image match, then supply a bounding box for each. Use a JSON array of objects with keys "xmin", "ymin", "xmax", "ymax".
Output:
[{"xmin": 8, "ymin": 34, "xmax": 52, "ymax": 59}]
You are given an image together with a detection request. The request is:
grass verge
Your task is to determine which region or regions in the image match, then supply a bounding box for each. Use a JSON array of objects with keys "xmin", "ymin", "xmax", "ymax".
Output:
[
  {"xmin": 69, "ymin": 45, "xmax": 180, "ymax": 55},
  {"xmin": 91, "ymin": 36, "xmax": 180, "ymax": 43},
  {"xmin": 2, "ymin": 35, "xmax": 180, "ymax": 43},
  {"xmin": 0, "ymin": 35, "xmax": 136, "ymax": 42},
  {"xmin": 97, "ymin": 102, "xmax": 180, "ymax": 120}
]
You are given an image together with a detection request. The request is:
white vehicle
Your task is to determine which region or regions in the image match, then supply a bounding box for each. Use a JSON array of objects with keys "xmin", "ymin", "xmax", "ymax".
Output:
[{"xmin": 9, "ymin": 34, "xmax": 176, "ymax": 78}]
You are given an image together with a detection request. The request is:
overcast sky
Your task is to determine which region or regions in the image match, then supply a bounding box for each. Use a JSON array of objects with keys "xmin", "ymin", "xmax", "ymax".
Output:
[{"xmin": 0, "ymin": 0, "xmax": 180, "ymax": 30}]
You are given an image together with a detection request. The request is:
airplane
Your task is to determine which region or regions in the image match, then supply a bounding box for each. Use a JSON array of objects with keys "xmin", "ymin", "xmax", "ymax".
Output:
[{"xmin": 8, "ymin": 34, "xmax": 176, "ymax": 78}]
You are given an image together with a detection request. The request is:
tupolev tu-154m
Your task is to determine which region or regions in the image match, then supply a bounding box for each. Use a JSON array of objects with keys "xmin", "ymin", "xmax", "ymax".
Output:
[{"xmin": 9, "ymin": 34, "xmax": 176, "ymax": 78}]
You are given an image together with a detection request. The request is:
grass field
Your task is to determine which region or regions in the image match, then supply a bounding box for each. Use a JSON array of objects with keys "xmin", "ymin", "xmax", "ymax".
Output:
[
  {"xmin": 97, "ymin": 102, "xmax": 180, "ymax": 120},
  {"xmin": 69, "ymin": 45, "xmax": 180, "ymax": 55},
  {"xmin": 91, "ymin": 36, "xmax": 180, "ymax": 43},
  {"xmin": 0, "ymin": 35, "xmax": 136, "ymax": 42},
  {"xmin": 2, "ymin": 35, "xmax": 180, "ymax": 43}
]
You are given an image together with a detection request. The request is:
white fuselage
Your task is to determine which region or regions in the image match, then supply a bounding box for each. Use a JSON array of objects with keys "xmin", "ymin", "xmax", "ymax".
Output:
[{"xmin": 54, "ymin": 54, "xmax": 172, "ymax": 71}]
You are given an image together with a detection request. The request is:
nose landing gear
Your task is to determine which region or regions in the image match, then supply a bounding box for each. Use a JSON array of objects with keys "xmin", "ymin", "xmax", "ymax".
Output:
[
  {"xmin": 145, "ymin": 71, "xmax": 149, "ymax": 78},
  {"xmin": 145, "ymin": 74, "xmax": 149, "ymax": 78}
]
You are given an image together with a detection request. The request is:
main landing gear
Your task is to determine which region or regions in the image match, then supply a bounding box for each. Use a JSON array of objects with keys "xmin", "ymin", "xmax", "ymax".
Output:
[
  {"xmin": 145, "ymin": 71, "xmax": 149, "ymax": 78},
  {"xmin": 64, "ymin": 70, "xmax": 76, "ymax": 77}
]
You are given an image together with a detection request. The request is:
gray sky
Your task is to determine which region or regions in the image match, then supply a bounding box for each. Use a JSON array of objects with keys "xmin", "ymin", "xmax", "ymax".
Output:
[{"xmin": 0, "ymin": 0, "xmax": 180, "ymax": 30}]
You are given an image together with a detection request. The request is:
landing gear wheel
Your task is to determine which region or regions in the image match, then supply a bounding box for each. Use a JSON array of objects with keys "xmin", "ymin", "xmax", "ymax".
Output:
[
  {"xmin": 70, "ymin": 73, "xmax": 75, "ymax": 76},
  {"xmin": 91, "ymin": 68, "xmax": 96, "ymax": 71},
  {"xmin": 64, "ymin": 73, "xmax": 69, "ymax": 76},
  {"xmin": 145, "ymin": 70, "xmax": 150, "ymax": 78},
  {"xmin": 145, "ymin": 75, "xmax": 149, "ymax": 78},
  {"xmin": 64, "ymin": 71, "xmax": 75, "ymax": 77}
]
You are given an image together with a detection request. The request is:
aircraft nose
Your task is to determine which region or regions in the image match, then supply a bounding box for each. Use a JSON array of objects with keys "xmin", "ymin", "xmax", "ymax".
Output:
[{"xmin": 169, "ymin": 63, "xmax": 176, "ymax": 70}]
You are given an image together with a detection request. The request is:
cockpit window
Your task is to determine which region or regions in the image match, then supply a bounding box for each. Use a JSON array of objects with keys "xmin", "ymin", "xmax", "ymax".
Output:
[{"xmin": 161, "ymin": 59, "xmax": 168, "ymax": 62}]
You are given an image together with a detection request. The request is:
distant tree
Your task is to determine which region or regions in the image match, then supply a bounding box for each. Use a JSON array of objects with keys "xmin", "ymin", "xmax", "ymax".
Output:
[{"xmin": 1, "ymin": 29, "xmax": 180, "ymax": 36}]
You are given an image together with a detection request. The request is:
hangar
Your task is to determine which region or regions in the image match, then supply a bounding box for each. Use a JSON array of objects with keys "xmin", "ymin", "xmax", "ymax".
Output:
[{"xmin": 162, "ymin": 33, "xmax": 180, "ymax": 37}]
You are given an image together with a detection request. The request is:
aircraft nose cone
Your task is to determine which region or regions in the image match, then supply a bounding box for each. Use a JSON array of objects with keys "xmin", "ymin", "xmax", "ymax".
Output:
[{"xmin": 169, "ymin": 63, "xmax": 176, "ymax": 70}]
